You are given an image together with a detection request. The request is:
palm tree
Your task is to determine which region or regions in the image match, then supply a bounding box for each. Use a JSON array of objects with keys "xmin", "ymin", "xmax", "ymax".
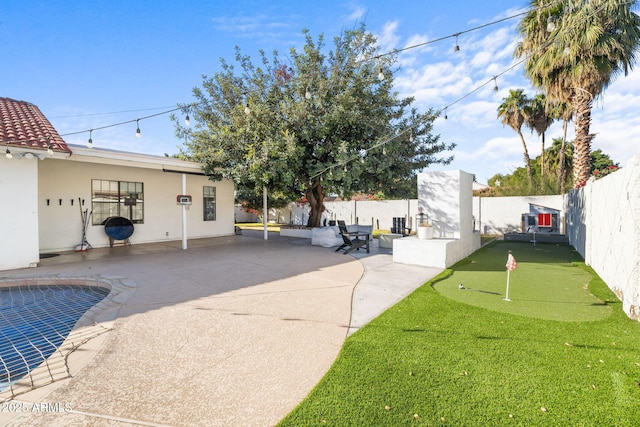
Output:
[
  {"xmin": 548, "ymin": 100, "xmax": 573, "ymax": 192},
  {"xmin": 545, "ymin": 137, "xmax": 573, "ymax": 190},
  {"xmin": 525, "ymin": 93, "xmax": 554, "ymax": 179},
  {"xmin": 516, "ymin": 0, "xmax": 640, "ymax": 188},
  {"xmin": 497, "ymin": 89, "xmax": 533, "ymax": 185}
]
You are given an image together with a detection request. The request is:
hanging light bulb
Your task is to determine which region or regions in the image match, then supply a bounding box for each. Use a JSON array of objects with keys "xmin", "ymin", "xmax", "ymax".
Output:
[
  {"xmin": 493, "ymin": 77, "xmax": 499, "ymax": 93},
  {"xmin": 47, "ymin": 144, "xmax": 53, "ymax": 156},
  {"xmin": 136, "ymin": 120, "xmax": 141, "ymax": 138},
  {"xmin": 409, "ymin": 130, "xmax": 415, "ymax": 142},
  {"xmin": 305, "ymin": 87, "xmax": 311, "ymax": 99},
  {"xmin": 5, "ymin": 148, "xmax": 12, "ymax": 159},
  {"xmin": 244, "ymin": 103, "xmax": 251, "ymax": 115},
  {"xmin": 454, "ymin": 34, "xmax": 460, "ymax": 52},
  {"xmin": 546, "ymin": 16, "xmax": 556, "ymax": 33},
  {"xmin": 382, "ymin": 146, "xmax": 387, "ymax": 155},
  {"xmin": 185, "ymin": 114, "xmax": 190, "ymax": 126},
  {"xmin": 87, "ymin": 130, "xmax": 93, "ymax": 148},
  {"xmin": 444, "ymin": 107, "xmax": 448, "ymax": 120},
  {"xmin": 378, "ymin": 68, "xmax": 385, "ymax": 81}
]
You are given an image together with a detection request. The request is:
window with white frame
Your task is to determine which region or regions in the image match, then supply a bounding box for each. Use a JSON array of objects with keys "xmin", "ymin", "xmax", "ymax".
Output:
[
  {"xmin": 91, "ymin": 179, "xmax": 144, "ymax": 225},
  {"xmin": 203, "ymin": 186, "xmax": 216, "ymax": 221}
]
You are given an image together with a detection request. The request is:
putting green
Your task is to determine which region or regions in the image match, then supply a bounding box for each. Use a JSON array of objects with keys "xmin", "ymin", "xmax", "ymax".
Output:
[{"xmin": 434, "ymin": 241, "xmax": 612, "ymax": 322}]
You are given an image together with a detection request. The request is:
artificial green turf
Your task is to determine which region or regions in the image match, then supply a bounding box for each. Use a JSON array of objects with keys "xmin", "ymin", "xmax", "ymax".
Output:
[
  {"xmin": 435, "ymin": 242, "xmax": 611, "ymax": 322},
  {"xmin": 278, "ymin": 242, "xmax": 640, "ymax": 426}
]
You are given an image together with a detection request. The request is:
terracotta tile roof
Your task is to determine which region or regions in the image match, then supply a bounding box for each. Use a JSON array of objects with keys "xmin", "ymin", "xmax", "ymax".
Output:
[{"xmin": 0, "ymin": 97, "xmax": 72, "ymax": 154}]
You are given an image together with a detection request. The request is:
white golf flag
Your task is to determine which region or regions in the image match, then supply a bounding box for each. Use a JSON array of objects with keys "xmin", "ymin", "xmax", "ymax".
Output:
[
  {"xmin": 504, "ymin": 251, "xmax": 516, "ymax": 301},
  {"xmin": 506, "ymin": 252, "xmax": 517, "ymax": 272}
]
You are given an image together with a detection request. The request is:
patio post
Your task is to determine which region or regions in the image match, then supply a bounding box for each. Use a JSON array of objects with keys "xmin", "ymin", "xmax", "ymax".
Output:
[
  {"xmin": 182, "ymin": 173, "xmax": 188, "ymax": 250},
  {"xmin": 263, "ymin": 185, "xmax": 268, "ymax": 240}
]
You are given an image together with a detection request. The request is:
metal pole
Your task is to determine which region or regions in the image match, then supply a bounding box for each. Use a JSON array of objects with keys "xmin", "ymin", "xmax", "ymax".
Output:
[
  {"xmin": 503, "ymin": 270, "xmax": 511, "ymax": 301},
  {"xmin": 181, "ymin": 173, "xmax": 187, "ymax": 250},
  {"xmin": 263, "ymin": 185, "xmax": 268, "ymax": 240}
]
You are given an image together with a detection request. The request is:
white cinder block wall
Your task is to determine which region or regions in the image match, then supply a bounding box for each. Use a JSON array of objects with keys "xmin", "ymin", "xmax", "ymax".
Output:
[{"xmin": 566, "ymin": 156, "xmax": 640, "ymax": 320}]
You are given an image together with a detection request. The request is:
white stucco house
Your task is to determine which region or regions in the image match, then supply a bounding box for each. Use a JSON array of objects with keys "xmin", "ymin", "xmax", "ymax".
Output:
[{"xmin": 0, "ymin": 97, "xmax": 235, "ymax": 271}]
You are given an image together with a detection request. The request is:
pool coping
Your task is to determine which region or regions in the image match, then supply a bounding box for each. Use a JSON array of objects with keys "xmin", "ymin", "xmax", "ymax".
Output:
[{"xmin": 0, "ymin": 276, "xmax": 137, "ymax": 402}]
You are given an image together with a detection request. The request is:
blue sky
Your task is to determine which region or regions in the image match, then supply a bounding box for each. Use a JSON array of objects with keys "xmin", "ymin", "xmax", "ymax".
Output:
[{"xmin": 2, "ymin": 0, "xmax": 639, "ymax": 184}]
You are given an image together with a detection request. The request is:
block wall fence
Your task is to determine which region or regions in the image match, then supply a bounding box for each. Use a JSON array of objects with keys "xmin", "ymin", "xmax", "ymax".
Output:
[{"xmin": 565, "ymin": 156, "xmax": 639, "ymax": 321}]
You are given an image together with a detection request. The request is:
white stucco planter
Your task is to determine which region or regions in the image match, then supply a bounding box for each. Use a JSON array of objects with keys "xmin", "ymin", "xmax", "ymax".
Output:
[{"xmin": 417, "ymin": 226, "xmax": 433, "ymax": 240}]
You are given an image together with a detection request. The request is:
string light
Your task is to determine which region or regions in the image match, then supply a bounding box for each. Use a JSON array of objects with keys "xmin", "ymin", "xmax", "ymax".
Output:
[
  {"xmin": 185, "ymin": 114, "xmax": 190, "ymax": 126},
  {"xmin": 47, "ymin": 144, "xmax": 53, "ymax": 156},
  {"xmin": 87, "ymin": 130, "xmax": 93, "ymax": 148},
  {"xmin": 28, "ymin": 2, "xmax": 558, "ymax": 164},
  {"xmin": 493, "ymin": 77, "xmax": 499, "ymax": 93},
  {"xmin": 5, "ymin": 148, "xmax": 12, "ymax": 159}
]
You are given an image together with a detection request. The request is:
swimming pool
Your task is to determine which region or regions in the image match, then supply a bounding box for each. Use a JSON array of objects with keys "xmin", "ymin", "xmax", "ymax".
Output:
[{"xmin": 0, "ymin": 282, "xmax": 110, "ymax": 393}]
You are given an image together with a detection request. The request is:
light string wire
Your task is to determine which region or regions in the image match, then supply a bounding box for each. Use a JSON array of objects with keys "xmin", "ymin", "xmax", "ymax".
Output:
[
  {"xmin": 3, "ymin": 0, "xmax": 578, "ymax": 159},
  {"xmin": 312, "ymin": 0, "xmax": 622, "ymax": 179},
  {"xmin": 1, "ymin": 7, "xmax": 539, "ymax": 150}
]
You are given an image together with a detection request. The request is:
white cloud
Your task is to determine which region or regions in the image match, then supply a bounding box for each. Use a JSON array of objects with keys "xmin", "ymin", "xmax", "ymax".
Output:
[
  {"xmin": 376, "ymin": 20, "xmax": 401, "ymax": 54},
  {"xmin": 345, "ymin": 5, "xmax": 367, "ymax": 22}
]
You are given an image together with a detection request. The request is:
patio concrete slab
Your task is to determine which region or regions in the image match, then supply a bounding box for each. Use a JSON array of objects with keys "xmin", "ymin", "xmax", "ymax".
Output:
[{"xmin": 1, "ymin": 231, "xmax": 440, "ymax": 426}]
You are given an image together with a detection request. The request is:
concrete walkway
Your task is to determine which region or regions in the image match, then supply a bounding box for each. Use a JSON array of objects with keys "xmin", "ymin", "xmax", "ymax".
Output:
[{"xmin": 0, "ymin": 232, "xmax": 440, "ymax": 426}]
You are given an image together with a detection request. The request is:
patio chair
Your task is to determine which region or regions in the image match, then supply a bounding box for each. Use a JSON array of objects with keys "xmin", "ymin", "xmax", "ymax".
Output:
[
  {"xmin": 335, "ymin": 220, "xmax": 368, "ymax": 254},
  {"xmin": 391, "ymin": 217, "xmax": 411, "ymax": 236}
]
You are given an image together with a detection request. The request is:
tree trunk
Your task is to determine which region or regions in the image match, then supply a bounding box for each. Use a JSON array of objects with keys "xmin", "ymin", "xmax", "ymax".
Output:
[
  {"xmin": 558, "ymin": 119, "xmax": 569, "ymax": 193},
  {"xmin": 540, "ymin": 131, "xmax": 545, "ymax": 179},
  {"xmin": 518, "ymin": 130, "xmax": 533, "ymax": 186},
  {"xmin": 305, "ymin": 180, "xmax": 325, "ymax": 228},
  {"xmin": 572, "ymin": 92, "xmax": 595, "ymax": 187}
]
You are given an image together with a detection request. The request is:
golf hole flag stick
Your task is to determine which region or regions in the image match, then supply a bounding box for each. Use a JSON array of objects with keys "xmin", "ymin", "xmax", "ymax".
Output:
[{"xmin": 504, "ymin": 250, "xmax": 517, "ymax": 301}]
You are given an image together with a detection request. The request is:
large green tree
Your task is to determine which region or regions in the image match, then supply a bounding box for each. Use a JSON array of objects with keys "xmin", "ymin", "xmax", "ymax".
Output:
[
  {"xmin": 176, "ymin": 26, "xmax": 453, "ymax": 227},
  {"xmin": 516, "ymin": 0, "xmax": 640, "ymax": 188}
]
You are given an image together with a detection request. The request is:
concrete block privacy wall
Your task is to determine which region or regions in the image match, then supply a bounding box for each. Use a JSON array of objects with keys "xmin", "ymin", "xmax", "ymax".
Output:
[
  {"xmin": 566, "ymin": 156, "xmax": 640, "ymax": 321},
  {"xmin": 263, "ymin": 194, "xmax": 565, "ymax": 235},
  {"xmin": 474, "ymin": 195, "xmax": 565, "ymax": 234}
]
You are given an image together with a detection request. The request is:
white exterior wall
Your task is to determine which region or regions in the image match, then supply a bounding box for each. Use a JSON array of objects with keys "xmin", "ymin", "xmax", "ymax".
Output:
[
  {"xmin": 325, "ymin": 199, "xmax": 417, "ymax": 229},
  {"xmin": 418, "ymin": 170, "xmax": 475, "ymax": 239},
  {"xmin": 0, "ymin": 155, "xmax": 40, "ymax": 269},
  {"xmin": 268, "ymin": 199, "xmax": 419, "ymax": 229},
  {"xmin": 272, "ymin": 192, "xmax": 564, "ymax": 237},
  {"xmin": 566, "ymin": 156, "xmax": 640, "ymax": 320},
  {"xmin": 474, "ymin": 195, "xmax": 565, "ymax": 234},
  {"xmin": 394, "ymin": 170, "xmax": 480, "ymax": 268},
  {"xmin": 38, "ymin": 157, "xmax": 234, "ymax": 253}
]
